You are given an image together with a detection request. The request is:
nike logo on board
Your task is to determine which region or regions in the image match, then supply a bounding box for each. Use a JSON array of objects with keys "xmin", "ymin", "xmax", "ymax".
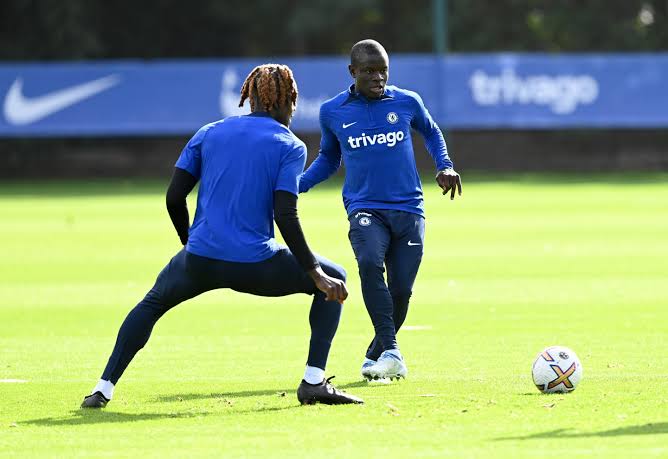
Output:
[
  {"xmin": 342, "ymin": 122, "xmax": 357, "ymax": 128},
  {"xmin": 3, "ymin": 74, "xmax": 121, "ymax": 126}
]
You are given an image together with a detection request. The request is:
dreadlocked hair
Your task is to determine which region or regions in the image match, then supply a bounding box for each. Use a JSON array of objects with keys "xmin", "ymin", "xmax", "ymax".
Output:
[{"xmin": 238, "ymin": 64, "xmax": 298, "ymax": 112}]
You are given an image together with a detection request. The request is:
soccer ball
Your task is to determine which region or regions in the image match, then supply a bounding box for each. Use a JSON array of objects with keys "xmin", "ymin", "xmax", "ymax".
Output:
[{"xmin": 532, "ymin": 346, "xmax": 583, "ymax": 394}]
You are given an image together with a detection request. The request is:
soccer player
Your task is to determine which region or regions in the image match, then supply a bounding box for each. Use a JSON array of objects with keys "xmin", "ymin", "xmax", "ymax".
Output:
[
  {"xmin": 81, "ymin": 64, "xmax": 363, "ymax": 408},
  {"xmin": 299, "ymin": 40, "xmax": 462, "ymax": 381}
]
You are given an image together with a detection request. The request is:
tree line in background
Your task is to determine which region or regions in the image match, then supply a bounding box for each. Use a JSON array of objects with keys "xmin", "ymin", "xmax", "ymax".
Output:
[{"xmin": 1, "ymin": 0, "xmax": 666, "ymax": 59}]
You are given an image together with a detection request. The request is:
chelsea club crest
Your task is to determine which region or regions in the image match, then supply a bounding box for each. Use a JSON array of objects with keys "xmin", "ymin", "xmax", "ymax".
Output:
[{"xmin": 386, "ymin": 112, "xmax": 398, "ymax": 124}]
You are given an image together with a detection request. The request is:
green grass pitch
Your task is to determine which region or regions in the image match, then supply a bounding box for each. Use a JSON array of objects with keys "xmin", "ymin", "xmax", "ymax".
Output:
[{"xmin": 1, "ymin": 174, "xmax": 667, "ymax": 457}]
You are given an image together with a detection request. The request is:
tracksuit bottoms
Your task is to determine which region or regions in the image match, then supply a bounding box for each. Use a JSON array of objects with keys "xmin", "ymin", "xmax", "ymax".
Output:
[{"xmin": 100, "ymin": 248, "xmax": 346, "ymax": 384}]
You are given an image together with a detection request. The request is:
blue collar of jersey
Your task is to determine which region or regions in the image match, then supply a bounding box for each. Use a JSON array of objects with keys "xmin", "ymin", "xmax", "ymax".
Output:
[
  {"xmin": 342, "ymin": 84, "xmax": 393, "ymax": 105},
  {"xmin": 247, "ymin": 111, "xmax": 273, "ymax": 118}
]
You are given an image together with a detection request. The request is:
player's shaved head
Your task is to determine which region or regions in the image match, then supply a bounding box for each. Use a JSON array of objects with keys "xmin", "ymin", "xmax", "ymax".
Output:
[
  {"xmin": 349, "ymin": 39, "xmax": 389, "ymax": 99},
  {"xmin": 350, "ymin": 39, "xmax": 388, "ymax": 66}
]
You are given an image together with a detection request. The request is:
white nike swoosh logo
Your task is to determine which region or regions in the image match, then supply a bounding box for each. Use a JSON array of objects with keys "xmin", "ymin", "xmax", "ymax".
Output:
[
  {"xmin": 342, "ymin": 122, "xmax": 357, "ymax": 128},
  {"xmin": 3, "ymin": 74, "xmax": 121, "ymax": 126},
  {"xmin": 407, "ymin": 241, "xmax": 422, "ymax": 246}
]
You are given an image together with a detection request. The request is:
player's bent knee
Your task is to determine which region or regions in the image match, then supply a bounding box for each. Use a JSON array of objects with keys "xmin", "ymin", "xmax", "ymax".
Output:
[
  {"xmin": 139, "ymin": 286, "xmax": 183, "ymax": 316},
  {"xmin": 323, "ymin": 262, "xmax": 347, "ymax": 282}
]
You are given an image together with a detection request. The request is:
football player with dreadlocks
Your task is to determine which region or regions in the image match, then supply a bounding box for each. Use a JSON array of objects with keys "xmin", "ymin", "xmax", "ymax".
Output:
[{"xmin": 81, "ymin": 64, "xmax": 363, "ymax": 408}]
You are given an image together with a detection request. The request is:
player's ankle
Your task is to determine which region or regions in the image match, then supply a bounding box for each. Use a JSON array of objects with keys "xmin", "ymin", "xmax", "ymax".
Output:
[
  {"xmin": 91, "ymin": 379, "xmax": 115, "ymax": 400},
  {"xmin": 303, "ymin": 365, "xmax": 325, "ymax": 385}
]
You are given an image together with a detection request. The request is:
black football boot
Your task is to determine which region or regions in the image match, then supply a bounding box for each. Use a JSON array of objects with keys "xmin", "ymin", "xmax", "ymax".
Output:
[
  {"xmin": 297, "ymin": 376, "xmax": 364, "ymax": 405},
  {"xmin": 80, "ymin": 391, "xmax": 110, "ymax": 409}
]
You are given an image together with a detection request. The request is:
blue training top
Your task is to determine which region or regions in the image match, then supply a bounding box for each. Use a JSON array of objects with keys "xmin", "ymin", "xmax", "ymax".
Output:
[
  {"xmin": 298, "ymin": 84, "xmax": 453, "ymax": 217},
  {"xmin": 175, "ymin": 112, "xmax": 306, "ymax": 262}
]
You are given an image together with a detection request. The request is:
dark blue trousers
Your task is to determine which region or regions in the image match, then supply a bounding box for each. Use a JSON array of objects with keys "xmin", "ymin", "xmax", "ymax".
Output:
[
  {"xmin": 348, "ymin": 209, "xmax": 425, "ymax": 361},
  {"xmin": 101, "ymin": 248, "xmax": 346, "ymax": 384}
]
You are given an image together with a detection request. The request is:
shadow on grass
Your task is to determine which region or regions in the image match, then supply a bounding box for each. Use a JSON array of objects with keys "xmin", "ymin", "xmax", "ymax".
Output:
[
  {"xmin": 153, "ymin": 379, "xmax": 369, "ymax": 403},
  {"xmin": 337, "ymin": 380, "xmax": 393, "ymax": 390},
  {"xmin": 155, "ymin": 388, "xmax": 294, "ymax": 402},
  {"xmin": 24, "ymin": 410, "xmax": 212, "ymax": 426},
  {"xmin": 23, "ymin": 404, "xmax": 298, "ymax": 426},
  {"xmin": 496, "ymin": 423, "xmax": 668, "ymax": 441}
]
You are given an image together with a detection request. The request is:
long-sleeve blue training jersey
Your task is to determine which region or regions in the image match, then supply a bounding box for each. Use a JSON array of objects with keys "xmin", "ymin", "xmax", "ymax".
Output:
[{"xmin": 298, "ymin": 84, "xmax": 453, "ymax": 217}]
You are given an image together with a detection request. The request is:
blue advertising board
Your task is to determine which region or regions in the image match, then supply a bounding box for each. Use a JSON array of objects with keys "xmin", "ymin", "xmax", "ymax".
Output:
[
  {"xmin": 0, "ymin": 53, "xmax": 666, "ymax": 136},
  {"xmin": 443, "ymin": 54, "xmax": 668, "ymax": 128}
]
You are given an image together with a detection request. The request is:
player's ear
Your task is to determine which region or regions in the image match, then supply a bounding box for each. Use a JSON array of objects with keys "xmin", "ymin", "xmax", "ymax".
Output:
[{"xmin": 348, "ymin": 64, "xmax": 356, "ymax": 78}]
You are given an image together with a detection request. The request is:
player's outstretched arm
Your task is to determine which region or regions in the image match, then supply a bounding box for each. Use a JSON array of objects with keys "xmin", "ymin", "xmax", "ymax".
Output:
[
  {"xmin": 165, "ymin": 167, "xmax": 198, "ymax": 245},
  {"xmin": 298, "ymin": 148, "xmax": 342, "ymax": 193},
  {"xmin": 274, "ymin": 190, "xmax": 348, "ymax": 303},
  {"xmin": 408, "ymin": 91, "xmax": 462, "ymax": 200},
  {"xmin": 298, "ymin": 107, "xmax": 342, "ymax": 193}
]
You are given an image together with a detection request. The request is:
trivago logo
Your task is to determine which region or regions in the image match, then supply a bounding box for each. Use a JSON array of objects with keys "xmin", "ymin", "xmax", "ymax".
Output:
[
  {"xmin": 347, "ymin": 130, "xmax": 406, "ymax": 149},
  {"xmin": 469, "ymin": 68, "xmax": 599, "ymax": 114}
]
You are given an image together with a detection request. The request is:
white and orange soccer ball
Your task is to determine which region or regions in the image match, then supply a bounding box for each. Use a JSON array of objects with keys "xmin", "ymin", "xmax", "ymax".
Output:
[{"xmin": 532, "ymin": 346, "xmax": 583, "ymax": 394}]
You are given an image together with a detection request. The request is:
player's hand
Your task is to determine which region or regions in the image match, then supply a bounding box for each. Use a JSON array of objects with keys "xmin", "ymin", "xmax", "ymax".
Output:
[
  {"xmin": 308, "ymin": 266, "xmax": 348, "ymax": 303},
  {"xmin": 436, "ymin": 168, "xmax": 462, "ymax": 200}
]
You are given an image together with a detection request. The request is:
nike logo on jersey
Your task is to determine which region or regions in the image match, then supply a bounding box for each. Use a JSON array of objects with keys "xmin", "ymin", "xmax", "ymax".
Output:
[
  {"xmin": 348, "ymin": 130, "xmax": 406, "ymax": 149},
  {"xmin": 407, "ymin": 241, "xmax": 421, "ymax": 246},
  {"xmin": 3, "ymin": 74, "xmax": 121, "ymax": 126},
  {"xmin": 342, "ymin": 121, "xmax": 357, "ymax": 128}
]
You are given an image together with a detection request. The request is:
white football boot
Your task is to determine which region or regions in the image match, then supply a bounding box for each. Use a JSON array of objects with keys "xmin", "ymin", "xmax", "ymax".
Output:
[
  {"xmin": 360, "ymin": 358, "xmax": 376, "ymax": 380},
  {"xmin": 365, "ymin": 350, "xmax": 407, "ymax": 381}
]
